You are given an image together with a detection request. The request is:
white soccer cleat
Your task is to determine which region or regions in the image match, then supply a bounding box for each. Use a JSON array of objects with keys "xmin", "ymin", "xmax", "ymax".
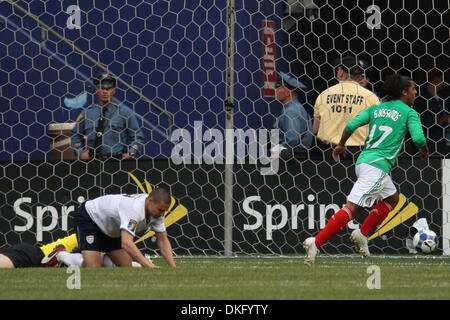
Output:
[
  {"xmin": 350, "ymin": 229, "xmax": 370, "ymax": 257},
  {"xmin": 302, "ymin": 237, "xmax": 319, "ymax": 266}
]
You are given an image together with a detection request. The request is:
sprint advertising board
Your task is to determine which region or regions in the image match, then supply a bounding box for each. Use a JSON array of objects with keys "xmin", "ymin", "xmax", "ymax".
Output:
[
  {"xmin": 234, "ymin": 157, "xmax": 442, "ymax": 254},
  {"xmin": 0, "ymin": 160, "xmax": 192, "ymax": 253},
  {"xmin": 0, "ymin": 158, "xmax": 443, "ymax": 254}
]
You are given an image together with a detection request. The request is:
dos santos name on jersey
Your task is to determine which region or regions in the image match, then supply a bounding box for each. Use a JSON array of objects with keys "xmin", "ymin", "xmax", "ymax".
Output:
[
  {"xmin": 326, "ymin": 94, "xmax": 365, "ymax": 105},
  {"xmin": 373, "ymin": 108, "xmax": 402, "ymax": 121}
]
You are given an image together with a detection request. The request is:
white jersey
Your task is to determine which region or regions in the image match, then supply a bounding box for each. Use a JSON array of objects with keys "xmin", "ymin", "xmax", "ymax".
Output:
[{"xmin": 84, "ymin": 194, "xmax": 166, "ymax": 238}]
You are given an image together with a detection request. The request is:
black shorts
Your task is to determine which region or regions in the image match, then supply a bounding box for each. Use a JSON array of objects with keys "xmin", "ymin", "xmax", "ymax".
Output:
[
  {"xmin": 74, "ymin": 204, "xmax": 122, "ymax": 252},
  {"xmin": 0, "ymin": 243, "xmax": 44, "ymax": 268}
]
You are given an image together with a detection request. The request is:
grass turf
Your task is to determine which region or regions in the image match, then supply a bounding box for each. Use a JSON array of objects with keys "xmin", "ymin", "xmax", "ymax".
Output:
[{"xmin": 0, "ymin": 255, "xmax": 449, "ymax": 300}]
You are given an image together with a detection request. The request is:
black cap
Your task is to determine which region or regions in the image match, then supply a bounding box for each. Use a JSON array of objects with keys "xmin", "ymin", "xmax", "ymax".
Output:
[
  {"xmin": 93, "ymin": 73, "xmax": 117, "ymax": 89},
  {"xmin": 333, "ymin": 56, "xmax": 366, "ymax": 76}
]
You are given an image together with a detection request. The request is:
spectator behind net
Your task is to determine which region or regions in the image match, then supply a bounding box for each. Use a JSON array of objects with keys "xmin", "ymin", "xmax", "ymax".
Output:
[
  {"xmin": 414, "ymin": 69, "xmax": 449, "ymax": 156},
  {"xmin": 71, "ymin": 73, "xmax": 145, "ymax": 160},
  {"xmin": 270, "ymin": 70, "xmax": 313, "ymax": 160}
]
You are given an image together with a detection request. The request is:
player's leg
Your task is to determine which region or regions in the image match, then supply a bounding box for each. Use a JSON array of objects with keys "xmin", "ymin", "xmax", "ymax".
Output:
[
  {"xmin": 0, "ymin": 243, "xmax": 45, "ymax": 268},
  {"xmin": 0, "ymin": 253, "xmax": 15, "ymax": 268},
  {"xmin": 56, "ymin": 251, "xmax": 84, "ymax": 267},
  {"xmin": 359, "ymin": 198, "xmax": 395, "ymax": 237},
  {"xmin": 107, "ymin": 249, "xmax": 132, "ymax": 267},
  {"xmin": 56, "ymin": 251, "xmax": 115, "ymax": 267},
  {"xmin": 74, "ymin": 203, "xmax": 104, "ymax": 267},
  {"xmin": 315, "ymin": 202, "xmax": 362, "ymax": 249},
  {"xmin": 350, "ymin": 169, "xmax": 398, "ymax": 256},
  {"xmin": 382, "ymin": 192, "xmax": 399, "ymax": 209},
  {"xmin": 356, "ymin": 177, "xmax": 399, "ymax": 238},
  {"xmin": 303, "ymin": 164, "xmax": 370, "ymax": 265},
  {"xmin": 81, "ymin": 250, "xmax": 102, "ymax": 267},
  {"xmin": 350, "ymin": 199, "xmax": 394, "ymax": 257},
  {"xmin": 101, "ymin": 253, "xmax": 116, "ymax": 267},
  {"xmin": 303, "ymin": 201, "xmax": 363, "ymax": 265},
  {"xmin": 75, "ymin": 223, "xmax": 103, "ymax": 267},
  {"xmin": 303, "ymin": 163, "xmax": 379, "ymax": 265},
  {"xmin": 101, "ymin": 234, "xmax": 131, "ymax": 267},
  {"xmin": 100, "ymin": 253, "xmax": 143, "ymax": 267}
]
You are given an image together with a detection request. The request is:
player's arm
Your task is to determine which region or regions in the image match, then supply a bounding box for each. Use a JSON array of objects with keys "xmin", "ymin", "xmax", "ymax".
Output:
[
  {"xmin": 407, "ymin": 110, "xmax": 429, "ymax": 160},
  {"xmin": 332, "ymin": 107, "xmax": 371, "ymax": 162},
  {"xmin": 118, "ymin": 201, "xmax": 158, "ymax": 267},
  {"xmin": 332, "ymin": 130, "xmax": 351, "ymax": 162},
  {"xmin": 345, "ymin": 106, "xmax": 371, "ymax": 135},
  {"xmin": 156, "ymin": 231, "xmax": 176, "ymax": 268},
  {"xmin": 121, "ymin": 230, "xmax": 158, "ymax": 268}
]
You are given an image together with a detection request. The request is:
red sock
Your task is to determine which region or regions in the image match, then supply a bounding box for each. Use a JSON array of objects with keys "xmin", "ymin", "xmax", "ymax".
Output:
[
  {"xmin": 360, "ymin": 201, "xmax": 393, "ymax": 237},
  {"xmin": 315, "ymin": 207, "xmax": 353, "ymax": 248}
]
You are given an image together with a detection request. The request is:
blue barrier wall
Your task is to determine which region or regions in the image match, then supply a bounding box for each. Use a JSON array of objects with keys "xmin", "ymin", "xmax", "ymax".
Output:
[{"xmin": 0, "ymin": 0, "xmax": 288, "ymax": 160}]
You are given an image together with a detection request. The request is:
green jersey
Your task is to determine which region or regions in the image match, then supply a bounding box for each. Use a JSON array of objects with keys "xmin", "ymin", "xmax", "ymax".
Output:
[{"xmin": 345, "ymin": 100, "xmax": 426, "ymax": 173}]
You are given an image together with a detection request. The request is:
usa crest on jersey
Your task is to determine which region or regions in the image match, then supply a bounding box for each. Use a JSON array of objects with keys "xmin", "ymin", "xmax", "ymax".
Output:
[{"xmin": 86, "ymin": 235, "xmax": 95, "ymax": 244}]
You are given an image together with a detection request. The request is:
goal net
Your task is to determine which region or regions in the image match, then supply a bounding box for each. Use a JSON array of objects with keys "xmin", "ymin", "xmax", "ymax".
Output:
[{"xmin": 0, "ymin": 0, "xmax": 448, "ymax": 256}]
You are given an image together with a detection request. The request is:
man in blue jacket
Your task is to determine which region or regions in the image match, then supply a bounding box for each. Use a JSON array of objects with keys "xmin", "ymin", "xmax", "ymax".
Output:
[
  {"xmin": 71, "ymin": 74, "xmax": 144, "ymax": 160},
  {"xmin": 271, "ymin": 71, "xmax": 313, "ymax": 160}
]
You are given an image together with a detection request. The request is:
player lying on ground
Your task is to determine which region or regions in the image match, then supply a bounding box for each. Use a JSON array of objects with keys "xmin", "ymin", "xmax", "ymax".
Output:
[
  {"xmin": 0, "ymin": 234, "xmax": 152, "ymax": 268},
  {"xmin": 74, "ymin": 188, "xmax": 176, "ymax": 268},
  {"xmin": 0, "ymin": 233, "xmax": 77, "ymax": 268},
  {"xmin": 1, "ymin": 188, "xmax": 176, "ymax": 269},
  {"xmin": 51, "ymin": 250, "xmax": 153, "ymax": 268},
  {"xmin": 40, "ymin": 233, "xmax": 156, "ymax": 268},
  {"xmin": 303, "ymin": 74, "xmax": 429, "ymax": 266}
]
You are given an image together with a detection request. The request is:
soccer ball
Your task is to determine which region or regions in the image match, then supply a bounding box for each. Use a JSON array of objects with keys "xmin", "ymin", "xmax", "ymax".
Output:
[{"xmin": 413, "ymin": 229, "xmax": 438, "ymax": 253}]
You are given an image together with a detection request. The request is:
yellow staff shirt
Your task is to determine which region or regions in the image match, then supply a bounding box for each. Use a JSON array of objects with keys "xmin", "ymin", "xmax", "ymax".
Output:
[{"xmin": 314, "ymin": 80, "xmax": 381, "ymax": 146}]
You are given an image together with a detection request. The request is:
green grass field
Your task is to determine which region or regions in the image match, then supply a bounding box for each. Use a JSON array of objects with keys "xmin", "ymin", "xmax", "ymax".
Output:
[{"xmin": 0, "ymin": 255, "xmax": 449, "ymax": 300}]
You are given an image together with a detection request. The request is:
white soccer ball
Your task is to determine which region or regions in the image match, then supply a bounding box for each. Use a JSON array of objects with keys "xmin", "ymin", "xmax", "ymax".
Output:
[{"xmin": 413, "ymin": 229, "xmax": 438, "ymax": 253}]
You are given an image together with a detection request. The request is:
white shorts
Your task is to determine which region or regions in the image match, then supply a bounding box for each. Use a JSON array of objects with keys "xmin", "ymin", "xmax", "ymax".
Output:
[{"xmin": 347, "ymin": 163, "xmax": 397, "ymax": 208}]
